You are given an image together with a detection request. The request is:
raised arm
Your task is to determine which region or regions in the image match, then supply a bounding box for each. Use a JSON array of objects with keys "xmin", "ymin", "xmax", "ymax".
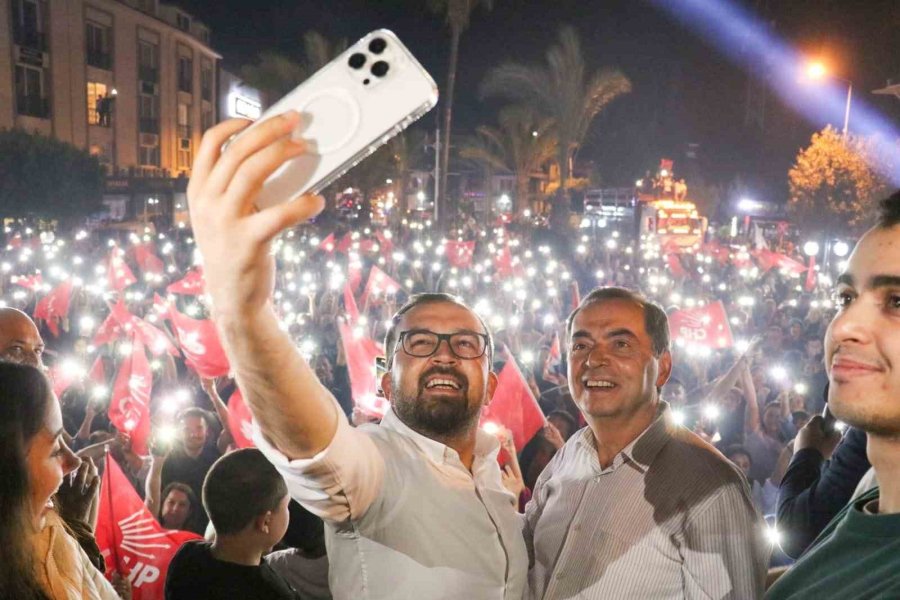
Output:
[
  {"xmin": 201, "ymin": 378, "xmax": 233, "ymax": 454},
  {"xmin": 188, "ymin": 116, "xmax": 336, "ymax": 460}
]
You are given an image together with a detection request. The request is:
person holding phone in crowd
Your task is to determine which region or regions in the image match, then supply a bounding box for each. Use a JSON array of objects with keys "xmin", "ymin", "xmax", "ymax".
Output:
[{"xmin": 187, "ymin": 115, "xmax": 526, "ymax": 599}]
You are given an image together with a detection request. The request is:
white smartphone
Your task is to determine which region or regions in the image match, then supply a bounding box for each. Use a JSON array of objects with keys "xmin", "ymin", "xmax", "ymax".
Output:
[{"xmin": 236, "ymin": 29, "xmax": 438, "ymax": 209}]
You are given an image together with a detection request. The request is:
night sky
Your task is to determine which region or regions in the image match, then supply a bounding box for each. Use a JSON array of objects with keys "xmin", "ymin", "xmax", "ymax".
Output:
[{"xmin": 175, "ymin": 0, "xmax": 900, "ymax": 203}]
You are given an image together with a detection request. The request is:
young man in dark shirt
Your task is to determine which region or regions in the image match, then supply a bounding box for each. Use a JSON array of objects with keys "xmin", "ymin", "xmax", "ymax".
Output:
[
  {"xmin": 165, "ymin": 448, "xmax": 302, "ymax": 600},
  {"xmin": 766, "ymin": 192, "xmax": 900, "ymax": 598},
  {"xmin": 160, "ymin": 407, "xmax": 221, "ymax": 526}
]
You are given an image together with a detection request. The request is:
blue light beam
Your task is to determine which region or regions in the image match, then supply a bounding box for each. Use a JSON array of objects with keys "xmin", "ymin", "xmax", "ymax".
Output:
[{"xmin": 649, "ymin": 0, "xmax": 900, "ymax": 187}]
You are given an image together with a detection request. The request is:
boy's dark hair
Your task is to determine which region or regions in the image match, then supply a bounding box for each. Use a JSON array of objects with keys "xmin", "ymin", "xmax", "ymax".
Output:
[
  {"xmin": 724, "ymin": 444, "xmax": 752, "ymax": 466},
  {"xmin": 876, "ymin": 190, "xmax": 900, "ymax": 229},
  {"xmin": 177, "ymin": 406, "xmax": 208, "ymax": 423},
  {"xmin": 202, "ymin": 448, "xmax": 288, "ymax": 536},
  {"xmin": 383, "ymin": 293, "xmax": 493, "ymax": 368},
  {"xmin": 565, "ymin": 287, "xmax": 670, "ymax": 357}
]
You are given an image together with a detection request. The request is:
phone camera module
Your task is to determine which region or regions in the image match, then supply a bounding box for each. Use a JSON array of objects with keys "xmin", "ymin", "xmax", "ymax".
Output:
[
  {"xmin": 369, "ymin": 38, "xmax": 387, "ymax": 54},
  {"xmin": 348, "ymin": 53, "xmax": 366, "ymax": 69},
  {"xmin": 371, "ymin": 61, "xmax": 390, "ymax": 77}
]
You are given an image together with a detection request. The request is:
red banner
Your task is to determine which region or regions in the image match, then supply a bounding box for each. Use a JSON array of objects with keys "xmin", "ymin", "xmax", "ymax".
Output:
[
  {"xmin": 343, "ymin": 283, "xmax": 360, "ymax": 324},
  {"xmin": 34, "ymin": 280, "xmax": 74, "ymax": 337},
  {"xmin": 12, "ymin": 273, "xmax": 43, "ymax": 291},
  {"xmin": 96, "ymin": 456, "xmax": 201, "ymax": 600},
  {"xmin": 445, "ymin": 240, "xmax": 476, "ymax": 268},
  {"xmin": 108, "ymin": 338, "xmax": 152, "ymax": 455},
  {"xmin": 338, "ymin": 320, "xmax": 387, "ymax": 418},
  {"xmin": 168, "ymin": 307, "xmax": 230, "ymax": 379},
  {"xmin": 318, "ymin": 233, "xmax": 336, "ymax": 253},
  {"xmin": 805, "ymin": 256, "xmax": 817, "ymax": 291},
  {"xmin": 668, "ymin": 300, "xmax": 734, "ymax": 349},
  {"xmin": 480, "ymin": 357, "xmax": 545, "ymax": 451},
  {"xmin": 166, "ymin": 267, "xmax": 205, "ymax": 296},
  {"xmin": 227, "ymin": 388, "xmax": 255, "ymax": 449}
]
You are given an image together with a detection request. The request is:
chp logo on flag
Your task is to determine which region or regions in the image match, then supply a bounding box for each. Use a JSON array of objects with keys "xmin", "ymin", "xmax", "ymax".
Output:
[
  {"xmin": 96, "ymin": 456, "xmax": 201, "ymax": 600},
  {"xmin": 668, "ymin": 300, "xmax": 734, "ymax": 350}
]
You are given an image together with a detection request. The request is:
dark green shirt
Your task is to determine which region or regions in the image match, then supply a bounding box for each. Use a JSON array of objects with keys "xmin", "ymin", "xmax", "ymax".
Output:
[{"xmin": 766, "ymin": 488, "xmax": 900, "ymax": 599}]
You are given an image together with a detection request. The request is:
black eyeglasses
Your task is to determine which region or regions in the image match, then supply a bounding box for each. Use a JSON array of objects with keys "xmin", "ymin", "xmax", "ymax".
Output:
[{"xmin": 396, "ymin": 329, "xmax": 489, "ymax": 360}]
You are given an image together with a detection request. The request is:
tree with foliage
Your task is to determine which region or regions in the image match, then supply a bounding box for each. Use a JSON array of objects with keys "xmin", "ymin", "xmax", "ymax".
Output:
[
  {"xmin": 0, "ymin": 129, "xmax": 104, "ymax": 221},
  {"xmin": 426, "ymin": 0, "xmax": 495, "ymax": 230},
  {"xmin": 239, "ymin": 31, "xmax": 347, "ymax": 103},
  {"xmin": 788, "ymin": 126, "xmax": 891, "ymax": 236},
  {"xmin": 459, "ymin": 105, "xmax": 557, "ymax": 215},
  {"xmin": 480, "ymin": 26, "xmax": 631, "ymax": 227}
]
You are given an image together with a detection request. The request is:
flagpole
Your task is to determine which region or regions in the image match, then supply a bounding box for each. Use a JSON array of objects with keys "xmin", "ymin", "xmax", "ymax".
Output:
[{"xmin": 104, "ymin": 452, "xmax": 121, "ymax": 575}]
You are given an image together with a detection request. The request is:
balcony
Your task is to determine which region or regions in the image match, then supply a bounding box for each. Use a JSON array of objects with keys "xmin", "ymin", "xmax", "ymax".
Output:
[
  {"xmin": 139, "ymin": 65, "xmax": 158, "ymax": 83},
  {"xmin": 139, "ymin": 118, "xmax": 159, "ymax": 133},
  {"xmin": 87, "ymin": 51, "xmax": 112, "ymax": 70},
  {"xmin": 16, "ymin": 95, "xmax": 50, "ymax": 118},
  {"xmin": 14, "ymin": 30, "xmax": 47, "ymax": 52}
]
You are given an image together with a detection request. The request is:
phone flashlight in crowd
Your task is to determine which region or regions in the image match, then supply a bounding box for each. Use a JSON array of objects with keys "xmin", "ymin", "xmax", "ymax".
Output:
[
  {"xmin": 91, "ymin": 384, "xmax": 108, "ymax": 403},
  {"xmin": 793, "ymin": 382, "xmax": 808, "ymax": 395},
  {"xmin": 765, "ymin": 522, "xmax": 783, "ymax": 547},
  {"xmin": 157, "ymin": 424, "xmax": 177, "ymax": 446},
  {"xmin": 702, "ymin": 403, "xmax": 721, "ymax": 421},
  {"xmin": 374, "ymin": 355, "xmax": 387, "ymax": 397},
  {"xmin": 770, "ymin": 365, "xmax": 789, "ymax": 382},
  {"xmin": 671, "ymin": 409, "xmax": 686, "ymax": 426}
]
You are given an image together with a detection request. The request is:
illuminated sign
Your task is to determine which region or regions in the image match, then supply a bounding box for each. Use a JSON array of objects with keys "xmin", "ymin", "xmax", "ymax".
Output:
[{"xmin": 232, "ymin": 96, "xmax": 261, "ymax": 119}]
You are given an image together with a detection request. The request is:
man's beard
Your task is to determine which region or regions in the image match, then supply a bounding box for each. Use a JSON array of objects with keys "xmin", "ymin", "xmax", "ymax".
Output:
[{"xmin": 392, "ymin": 367, "xmax": 481, "ymax": 439}]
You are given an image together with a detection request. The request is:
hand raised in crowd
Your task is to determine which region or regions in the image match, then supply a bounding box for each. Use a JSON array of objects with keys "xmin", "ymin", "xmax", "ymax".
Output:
[
  {"xmin": 200, "ymin": 376, "xmax": 218, "ymax": 397},
  {"xmin": 543, "ymin": 421, "xmax": 566, "ymax": 450},
  {"xmin": 112, "ymin": 571, "xmax": 132, "ymax": 600},
  {"xmin": 794, "ymin": 415, "xmax": 842, "ymax": 460},
  {"xmin": 496, "ymin": 427, "xmax": 525, "ymax": 501},
  {"xmin": 55, "ymin": 456, "xmax": 100, "ymax": 526},
  {"xmin": 187, "ymin": 114, "xmax": 324, "ymax": 319}
]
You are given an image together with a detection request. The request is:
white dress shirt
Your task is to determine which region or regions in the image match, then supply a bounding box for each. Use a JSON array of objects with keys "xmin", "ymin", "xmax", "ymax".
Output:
[
  {"xmin": 524, "ymin": 402, "xmax": 768, "ymax": 599},
  {"xmin": 255, "ymin": 405, "xmax": 528, "ymax": 600}
]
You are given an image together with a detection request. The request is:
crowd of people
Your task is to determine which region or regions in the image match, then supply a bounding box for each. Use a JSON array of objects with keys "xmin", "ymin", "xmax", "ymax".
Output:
[{"xmin": 1, "ymin": 113, "xmax": 897, "ymax": 599}]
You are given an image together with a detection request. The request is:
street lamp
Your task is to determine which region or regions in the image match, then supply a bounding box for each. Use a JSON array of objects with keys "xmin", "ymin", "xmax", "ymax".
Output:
[
  {"xmin": 803, "ymin": 240, "xmax": 820, "ymax": 257},
  {"xmin": 805, "ymin": 60, "xmax": 852, "ymax": 136},
  {"xmin": 832, "ymin": 240, "xmax": 850, "ymax": 258}
]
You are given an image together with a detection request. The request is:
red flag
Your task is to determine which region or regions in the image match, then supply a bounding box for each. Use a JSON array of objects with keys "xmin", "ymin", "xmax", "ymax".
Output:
[
  {"xmin": 168, "ymin": 306, "xmax": 230, "ymax": 379},
  {"xmin": 92, "ymin": 300, "xmax": 132, "ymax": 347},
  {"xmin": 319, "ymin": 233, "xmax": 336, "ymax": 253},
  {"xmin": 34, "ymin": 280, "xmax": 74, "ymax": 337},
  {"xmin": 167, "ymin": 267, "xmax": 205, "ymax": 296},
  {"xmin": 108, "ymin": 338, "xmax": 152, "ymax": 455},
  {"xmin": 12, "ymin": 273, "xmax": 43, "ymax": 291},
  {"xmin": 343, "ymin": 283, "xmax": 360, "ymax": 324},
  {"xmin": 88, "ymin": 355, "xmax": 106, "ymax": 385},
  {"xmin": 134, "ymin": 318, "xmax": 180, "ymax": 358},
  {"xmin": 227, "ymin": 389, "xmax": 255, "ymax": 449},
  {"xmin": 108, "ymin": 246, "xmax": 137, "ymax": 291},
  {"xmin": 702, "ymin": 242, "xmax": 731, "ymax": 266},
  {"xmin": 547, "ymin": 333, "xmax": 562, "ymax": 372},
  {"xmin": 445, "ymin": 240, "xmax": 475, "ymax": 268},
  {"xmin": 805, "ymin": 256, "xmax": 818, "ymax": 291},
  {"xmin": 481, "ymin": 357, "xmax": 545, "ymax": 451},
  {"xmin": 96, "ymin": 456, "xmax": 201, "ymax": 600},
  {"xmin": 335, "ymin": 233, "xmax": 353, "ymax": 254},
  {"xmin": 133, "ymin": 243, "xmax": 165, "ymax": 276},
  {"xmin": 48, "ymin": 358, "xmax": 85, "ymax": 398},
  {"xmin": 347, "ymin": 260, "xmax": 363, "ymax": 295},
  {"xmin": 359, "ymin": 265, "xmax": 403, "ymax": 307},
  {"xmin": 668, "ymin": 301, "xmax": 734, "ymax": 349},
  {"xmin": 494, "ymin": 243, "xmax": 524, "ymax": 279},
  {"xmin": 338, "ymin": 320, "xmax": 388, "ymax": 418},
  {"xmin": 753, "ymin": 249, "xmax": 807, "ymax": 275},
  {"xmin": 666, "ymin": 253, "xmax": 687, "ymax": 279}
]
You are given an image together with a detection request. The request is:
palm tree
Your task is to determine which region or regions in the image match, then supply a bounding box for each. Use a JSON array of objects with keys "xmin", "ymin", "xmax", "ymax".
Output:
[
  {"xmin": 426, "ymin": 0, "xmax": 495, "ymax": 230},
  {"xmin": 240, "ymin": 31, "xmax": 347, "ymax": 103},
  {"xmin": 480, "ymin": 26, "xmax": 631, "ymax": 225},
  {"xmin": 459, "ymin": 106, "xmax": 557, "ymax": 215}
]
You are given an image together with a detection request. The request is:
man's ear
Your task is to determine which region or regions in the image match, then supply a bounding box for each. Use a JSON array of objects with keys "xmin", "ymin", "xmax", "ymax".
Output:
[
  {"xmin": 381, "ymin": 371, "xmax": 393, "ymax": 401},
  {"xmin": 656, "ymin": 351, "xmax": 673, "ymax": 389},
  {"xmin": 484, "ymin": 371, "xmax": 499, "ymax": 407}
]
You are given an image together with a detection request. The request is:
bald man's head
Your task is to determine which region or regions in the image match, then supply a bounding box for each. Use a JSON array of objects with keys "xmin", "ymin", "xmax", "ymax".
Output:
[{"xmin": 0, "ymin": 308, "xmax": 44, "ymax": 368}]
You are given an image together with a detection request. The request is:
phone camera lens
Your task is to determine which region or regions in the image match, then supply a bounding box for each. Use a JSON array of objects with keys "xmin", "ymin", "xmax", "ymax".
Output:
[
  {"xmin": 369, "ymin": 38, "xmax": 387, "ymax": 54},
  {"xmin": 371, "ymin": 61, "xmax": 389, "ymax": 77},
  {"xmin": 348, "ymin": 53, "xmax": 366, "ymax": 69}
]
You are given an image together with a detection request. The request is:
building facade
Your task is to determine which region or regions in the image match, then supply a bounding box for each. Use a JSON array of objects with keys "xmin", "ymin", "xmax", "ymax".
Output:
[{"xmin": 0, "ymin": 0, "xmax": 220, "ymax": 225}]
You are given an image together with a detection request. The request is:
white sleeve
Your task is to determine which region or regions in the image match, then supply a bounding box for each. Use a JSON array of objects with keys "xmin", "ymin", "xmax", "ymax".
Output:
[{"xmin": 253, "ymin": 409, "xmax": 386, "ymax": 523}]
